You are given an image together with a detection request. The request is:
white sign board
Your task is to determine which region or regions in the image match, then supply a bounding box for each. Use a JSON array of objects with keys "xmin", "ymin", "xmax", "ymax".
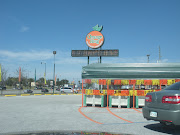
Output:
[
  {"xmin": 64, "ymin": 84, "xmax": 68, "ymax": 87},
  {"xmin": 50, "ymin": 81, "xmax": 53, "ymax": 86},
  {"xmin": 31, "ymin": 82, "xmax": 35, "ymax": 87}
]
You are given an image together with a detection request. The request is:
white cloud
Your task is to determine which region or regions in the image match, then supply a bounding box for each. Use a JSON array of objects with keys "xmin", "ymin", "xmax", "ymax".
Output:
[
  {"xmin": 104, "ymin": 57, "xmax": 169, "ymax": 64},
  {"xmin": 0, "ymin": 49, "xmax": 90, "ymax": 64},
  {"xmin": 56, "ymin": 57, "xmax": 86, "ymax": 64},
  {"xmin": 0, "ymin": 49, "xmax": 170, "ymax": 80},
  {"xmin": 20, "ymin": 26, "xmax": 29, "ymax": 32},
  {"xmin": 103, "ymin": 56, "xmax": 147, "ymax": 63},
  {"xmin": 0, "ymin": 49, "xmax": 170, "ymax": 64},
  {"xmin": 161, "ymin": 59, "xmax": 169, "ymax": 63},
  {"xmin": 0, "ymin": 50, "xmax": 52, "ymax": 62}
]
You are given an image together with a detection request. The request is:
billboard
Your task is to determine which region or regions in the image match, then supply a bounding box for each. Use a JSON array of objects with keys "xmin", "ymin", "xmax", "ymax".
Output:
[{"xmin": 71, "ymin": 50, "xmax": 119, "ymax": 57}]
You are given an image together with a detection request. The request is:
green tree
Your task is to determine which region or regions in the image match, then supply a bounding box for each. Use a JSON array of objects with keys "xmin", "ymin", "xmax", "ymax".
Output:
[
  {"xmin": 6, "ymin": 77, "xmax": 13, "ymax": 86},
  {"xmin": 5, "ymin": 77, "xmax": 18, "ymax": 87},
  {"xmin": 37, "ymin": 77, "xmax": 44, "ymax": 87},
  {"xmin": 56, "ymin": 79, "xmax": 69, "ymax": 86}
]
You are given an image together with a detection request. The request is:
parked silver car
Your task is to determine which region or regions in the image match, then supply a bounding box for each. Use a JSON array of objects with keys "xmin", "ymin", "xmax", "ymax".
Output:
[
  {"xmin": 143, "ymin": 82, "xmax": 180, "ymax": 126},
  {"xmin": 60, "ymin": 87, "xmax": 78, "ymax": 94}
]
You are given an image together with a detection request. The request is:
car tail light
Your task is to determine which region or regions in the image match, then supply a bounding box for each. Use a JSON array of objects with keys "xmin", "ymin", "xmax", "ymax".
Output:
[
  {"xmin": 145, "ymin": 95, "xmax": 152, "ymax": 102},
  {"xmin": 162, "ymin": 96, "xmax": 180, "ymax": 104}
]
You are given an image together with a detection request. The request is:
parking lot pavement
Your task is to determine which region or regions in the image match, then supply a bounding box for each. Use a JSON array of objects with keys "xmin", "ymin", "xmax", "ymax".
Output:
[{"xmin": 0, "ymin": 95, "xmax": 180, "ymax": 135}]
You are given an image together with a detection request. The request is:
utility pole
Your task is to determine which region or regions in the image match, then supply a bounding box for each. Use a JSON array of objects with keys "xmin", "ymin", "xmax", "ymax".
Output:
[
  {"xmin": 147, "ymin": 54, "xmax": 150, "ymax": 63},
  {"xmin": 53, "ymin": 51, "xmax": 56, "ymax": 94}
]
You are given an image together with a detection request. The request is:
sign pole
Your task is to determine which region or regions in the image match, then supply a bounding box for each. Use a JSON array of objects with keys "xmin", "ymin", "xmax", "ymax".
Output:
[
  {"xmin": 100, "ymin": 46, "xmax": 102, "ymax": 63},
  {"xmin": 87, "ymin": 47, "xmax": 89, "ymax": 65},
  {"xmin": 82, "ymin": 79, "xmax": 84, "ymax": 107},
  {"xmin": 88, "ymin": 56, "xmax": 89, "ymax": 65}
]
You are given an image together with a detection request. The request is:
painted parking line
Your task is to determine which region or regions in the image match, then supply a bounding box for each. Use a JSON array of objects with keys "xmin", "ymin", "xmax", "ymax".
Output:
[
  {"xmin": 106, "ymin": 107, "xmax": 133, "ymax": 123},
  {"xmin": 21, "ymin": 94, "xmax": 30, "ymax": 96},
  {"xmin": 45, "ymin": 94, "xmax": 52, "ymax": 95},
  {"xmin": 78, "ymin": 107, "xmax": 147, "ymax": 125},
  {"xmin": 78, "ymin": 107, "xmax": 103, "ymax": 124},
  {"xmin": 61, "ymin": 94, "xmax": 66, "ymax": 95},
  {"xmin": 54, "ymin": 94, "xmax": 60, "ymax": 95},
  {"xmin": 133, "ymin": 108, "xmax": 142, "ymax": 113},
  {"xmin": 5, "ymin": 95, "xmax": 16, "ymax": 97}
]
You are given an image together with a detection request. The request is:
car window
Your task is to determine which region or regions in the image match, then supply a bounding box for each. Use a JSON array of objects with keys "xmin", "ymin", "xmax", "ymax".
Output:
[{"xmin": 164, "ymin": 82, "xmax": 180, "ymax": 90}]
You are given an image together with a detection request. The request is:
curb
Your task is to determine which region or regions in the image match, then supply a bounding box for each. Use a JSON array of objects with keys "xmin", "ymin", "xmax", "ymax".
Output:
[
  {"xmin": 21, "ymin": 94, "xmax": 30, "ymax": 96},
  {"xmin": 5, "ymin": 95, "xmax": 16, "ymax": 97}
]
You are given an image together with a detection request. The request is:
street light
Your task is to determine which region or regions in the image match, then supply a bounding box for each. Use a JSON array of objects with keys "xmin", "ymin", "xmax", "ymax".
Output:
[
  {"xmin": 53, "ymin": 51, "xmax": 56, "ymax": 93},
  {"xmin": 41, "ymin": 62, "xmax": 46, "ymax": 85},
  {"xmin": 147, "ymin": 54, "xmax": 150, "ymax": 63}
]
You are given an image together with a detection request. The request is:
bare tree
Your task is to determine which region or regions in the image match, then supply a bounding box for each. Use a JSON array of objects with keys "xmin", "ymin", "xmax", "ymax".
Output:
[{"xmin": 0, "ymin": 65, "xmax": 8, "ymax": 86}]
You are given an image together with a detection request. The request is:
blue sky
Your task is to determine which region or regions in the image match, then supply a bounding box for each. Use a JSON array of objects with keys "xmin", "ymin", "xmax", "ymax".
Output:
[{"xmin": 0, "ymin": 0, "xmax": 180, "ymax": 82}]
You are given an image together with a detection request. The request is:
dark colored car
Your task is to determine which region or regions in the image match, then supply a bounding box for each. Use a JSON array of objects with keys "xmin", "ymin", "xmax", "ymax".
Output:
[
  {"xmin": 24, "ymin": 89, "xmax": 33, "ymax": 93},
  {"xmin": 34, "ymin": 87, "xmax": 42, "ymax": 90},
  {"xmin": 56, "ymin": 88, "xmax": 60, "ymax": 91},
  {"xmin": 41, "ymin": 89, "xmax": 49, "ymax": 92},
  {"xmin": 18, "ymin": 87, "xmax": 23, "ymax": 90},
  {"xmin": 143, "ymin": 82, "xmax": 180, "ymax": 126},
  {"xmin": 0, "ymin": 86, "xmax": 6, "ymax": 90}
]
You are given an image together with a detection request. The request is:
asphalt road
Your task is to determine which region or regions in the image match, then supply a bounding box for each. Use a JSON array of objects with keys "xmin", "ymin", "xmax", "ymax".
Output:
[{"xmin": 0, "ymin": 95, "xmax": 180, "ymax": 135}]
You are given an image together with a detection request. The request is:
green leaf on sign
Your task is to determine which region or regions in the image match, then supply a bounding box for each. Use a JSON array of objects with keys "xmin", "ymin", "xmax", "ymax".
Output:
[{"xmin": 93, "ymin": 24, "xmax": 103, "ymax": 32}]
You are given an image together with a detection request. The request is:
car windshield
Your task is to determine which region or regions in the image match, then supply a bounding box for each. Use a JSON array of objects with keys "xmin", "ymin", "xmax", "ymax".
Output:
[{"xmin": 164, "ymin": 82, "xmax": 180, "ymax": 90}]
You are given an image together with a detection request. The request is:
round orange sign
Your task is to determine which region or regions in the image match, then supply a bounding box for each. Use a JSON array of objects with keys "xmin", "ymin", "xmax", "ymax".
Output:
[{"xmin": 86, "ymin": 31, "xmax": 104, "ymax": 49}]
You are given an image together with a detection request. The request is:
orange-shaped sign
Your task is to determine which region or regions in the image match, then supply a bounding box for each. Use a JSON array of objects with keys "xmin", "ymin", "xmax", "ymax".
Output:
[{"xmin": 86, "ymin": 31, "xmax": 104, "ymax": 49}]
